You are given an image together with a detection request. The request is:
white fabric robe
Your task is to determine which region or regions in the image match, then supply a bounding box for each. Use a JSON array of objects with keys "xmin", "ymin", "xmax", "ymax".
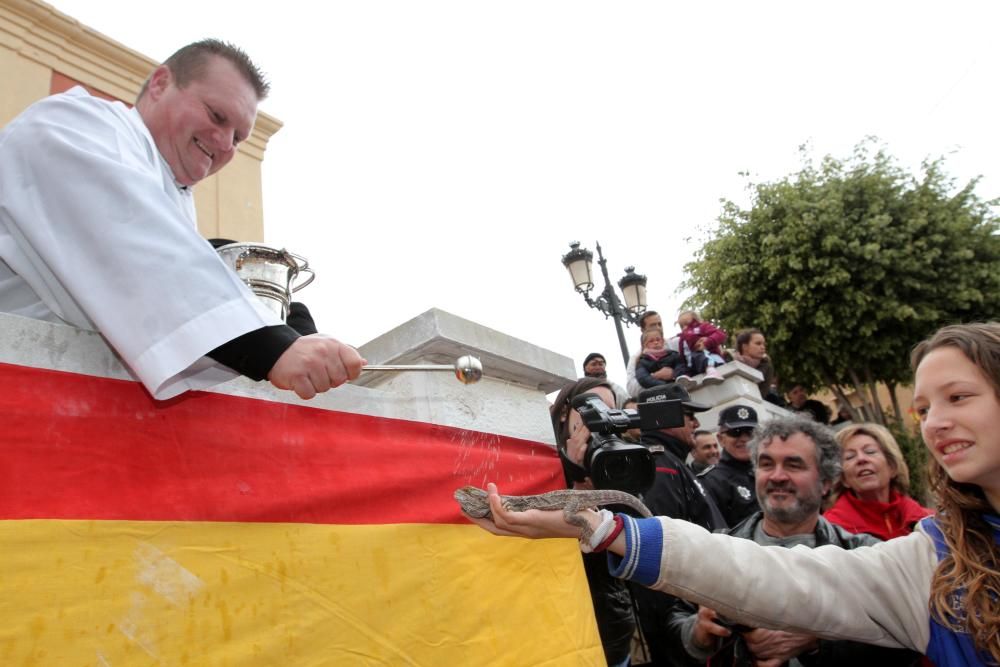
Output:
[{"xmin": 0, "ymin": 87, "xmax": 283, "ymax": 399}]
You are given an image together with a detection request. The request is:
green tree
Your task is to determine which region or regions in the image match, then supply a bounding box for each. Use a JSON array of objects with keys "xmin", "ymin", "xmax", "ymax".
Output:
[{"xmin": 685, "ymin": 139, "xmax": 1000, "ymax": 426}]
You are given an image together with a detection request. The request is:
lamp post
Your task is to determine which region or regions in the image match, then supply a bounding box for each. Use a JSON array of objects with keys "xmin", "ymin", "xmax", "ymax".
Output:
[{"xmin": 560, "ymin": 241, "xmax": 648, "ymax": 367}]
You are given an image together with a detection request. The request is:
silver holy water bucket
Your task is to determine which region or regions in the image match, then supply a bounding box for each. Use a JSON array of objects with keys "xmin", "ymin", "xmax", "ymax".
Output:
[{"xmin": 215, "ymin": 243, "xmax": 314, "ymax": 320}]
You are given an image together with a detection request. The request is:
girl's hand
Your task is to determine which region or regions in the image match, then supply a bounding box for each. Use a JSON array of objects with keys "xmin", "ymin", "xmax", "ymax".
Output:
[{"xmin": 463, "ymin": 483, "xmax": 596, "ymax": 540}]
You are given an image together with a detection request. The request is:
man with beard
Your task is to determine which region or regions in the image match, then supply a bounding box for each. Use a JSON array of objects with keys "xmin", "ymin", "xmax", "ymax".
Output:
[{"xmin": 669, "ymin": 416, "xmax": 919, "ymax": 667}]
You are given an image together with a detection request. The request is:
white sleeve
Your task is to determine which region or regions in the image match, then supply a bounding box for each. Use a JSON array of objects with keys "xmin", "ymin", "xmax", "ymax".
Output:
[
  {"xmin": 625, "ymin": 353, "xmax": 642, "ymax": 397},
  {"xmin": 650, "ymin": 517, "xmax": 933, "ymax": 652},
  {"xmin": 0, "ymin": 91, "xmax": 282, "ymax": 399}
]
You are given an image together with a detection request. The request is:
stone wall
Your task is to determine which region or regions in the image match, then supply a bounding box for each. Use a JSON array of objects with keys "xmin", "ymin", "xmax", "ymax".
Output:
[{"xmin": 0, "ymin": 308, "xmax": 576, "ymax": 445}]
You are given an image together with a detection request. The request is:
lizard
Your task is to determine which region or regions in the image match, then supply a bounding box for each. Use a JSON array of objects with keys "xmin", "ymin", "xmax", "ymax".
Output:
[{"xmin": 454, "ymin": 485, "xmax": 652, "ymax": 543}]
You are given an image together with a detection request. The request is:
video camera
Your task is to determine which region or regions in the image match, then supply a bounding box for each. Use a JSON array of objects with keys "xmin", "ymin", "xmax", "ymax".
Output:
[{"xmin": 569, "ymin": 392, "xmax": 685, "ymax": 494}]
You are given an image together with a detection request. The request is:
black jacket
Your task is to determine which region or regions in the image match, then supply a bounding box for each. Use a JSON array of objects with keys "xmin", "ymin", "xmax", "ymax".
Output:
[
  {"xmin": 631, "ymin": 431, "xmax": 728, "ymax": 666},
  {"xmin": 668, "ymin": 513, "xmax": 921, "ymax": 667},
  {"xmin": 729, "ymin": 509, "xmax": 879, "ymax": 548},
  {"xmin": 558, "ymin": 452, "xmax": 635, "ymax": 664},
  {"xmin": 582, "ymin": 551, "xmax": 635, "ymax": 664},
  {"xmin": 700, "ymin": 451, "xmax": 758, "ymax": 528},
  {"xmin": 635, "ymin": 350, "xmax": 686, "ymax": 388},
  {"xmin": 640, "ymin": 431, "xmax": 727, "ymax": 531}
]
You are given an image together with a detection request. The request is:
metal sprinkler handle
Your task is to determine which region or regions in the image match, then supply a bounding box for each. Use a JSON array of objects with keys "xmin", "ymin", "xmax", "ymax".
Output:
[{"xmin": 361, "ymin": 355, "xmax": 483, "ymax": 385}]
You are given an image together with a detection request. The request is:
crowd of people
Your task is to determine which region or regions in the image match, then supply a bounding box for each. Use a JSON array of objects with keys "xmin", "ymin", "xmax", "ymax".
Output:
[
  {"xmin": 563, "ymin": 307, "xmax": 941, "ymax": 665},
  {"xmin": 471, "ymin": 320, "xmax": 1000, "ymax": 667},
  {"xmin": 544, "ymin": 308, "xmax": 950, "ymax": 665},
  {"xmin": 588, "ymin": 308, "xmax": 856, "ymax": 427}
]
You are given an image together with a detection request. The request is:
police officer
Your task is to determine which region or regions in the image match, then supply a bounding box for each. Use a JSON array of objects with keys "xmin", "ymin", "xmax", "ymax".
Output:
[{"xmin": 699, "ymin": 404, "xmax": 760, "ymax": 527}]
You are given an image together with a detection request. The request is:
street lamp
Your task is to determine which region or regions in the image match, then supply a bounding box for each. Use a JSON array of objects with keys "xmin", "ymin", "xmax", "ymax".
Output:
[{"xmin": 560, "ymin": 241, "xmax": 648, "ymax": 367}]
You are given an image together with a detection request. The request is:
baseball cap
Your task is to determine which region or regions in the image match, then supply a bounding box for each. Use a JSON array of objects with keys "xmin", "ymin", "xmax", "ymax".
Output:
[
  {"xmin": 638, "ymin": 383, "xmax": 710, "ymax": 412},
  {"xmin": 718, "ymin": 404, "xmax": 759, "ymax": 431}
]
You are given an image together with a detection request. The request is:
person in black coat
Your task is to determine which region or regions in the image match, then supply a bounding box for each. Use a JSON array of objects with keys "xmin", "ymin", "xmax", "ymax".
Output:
[
  {"xmin": 632, "ymin": 384, "xmax": 727, "ymax": 666},
  {"xmin": 699, "ymin": 404, "xmax": 760, "ymax": 527},
  {"xmin": 551, "ymin": 378, "xmax": 639, "ymax": 667}
]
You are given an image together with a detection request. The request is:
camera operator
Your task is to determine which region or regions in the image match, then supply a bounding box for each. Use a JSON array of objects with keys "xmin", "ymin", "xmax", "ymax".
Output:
[
  {"xmin": 551, "ymin": 378, "xmax": 636, "ymax": 667},
  {"xmin": 633, "ymin": 384, "xmax": 727, "ymax": 666}
]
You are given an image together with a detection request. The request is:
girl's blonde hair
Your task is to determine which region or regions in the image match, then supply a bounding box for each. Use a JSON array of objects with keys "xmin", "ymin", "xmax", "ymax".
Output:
[
  {"xmin": 911, "ymin": 322, "xmax": 1000, "ymax": 663},
  {"xmin": 641, "ymin": 328, "xmax": 664, "ymax": 347}
]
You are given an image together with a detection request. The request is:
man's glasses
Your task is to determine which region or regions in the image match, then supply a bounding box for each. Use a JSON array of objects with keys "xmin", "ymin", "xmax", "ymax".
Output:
[{"xmin": 724, "ymin": 427, "xmax": 755, "ymax": 437}]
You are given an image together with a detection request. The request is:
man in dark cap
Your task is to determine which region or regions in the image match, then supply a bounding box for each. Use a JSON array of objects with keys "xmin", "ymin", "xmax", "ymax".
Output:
[
  {"xmin": 632, "ymin": 384, "xmax": 726, "ymax": 666},
  {"xmin": 582, "ymin": 352, "xmax": 607, "ymax": 378},
  {"xmin": 581, "ymin": 352, "xmax": 628, "ymax": 407},
  {"xmin": 638, "ymin": 384, "xmax": 726, "ymax": 530},
  {"xmin": 699, "ymin": 404, "xmax": 761, "ymax": 527}
]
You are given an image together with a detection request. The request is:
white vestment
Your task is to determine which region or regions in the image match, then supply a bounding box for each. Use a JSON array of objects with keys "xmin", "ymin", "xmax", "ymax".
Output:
[{"xmin": 0, "ymin": 87, "xmax": 282, "ymax": 399}]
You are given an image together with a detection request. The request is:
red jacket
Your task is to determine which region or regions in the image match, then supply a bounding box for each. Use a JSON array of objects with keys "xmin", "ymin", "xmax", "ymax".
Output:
[
  {"xmin": 824, "ymin": 489, "xmax": 933, "ymax": 541},
  {"xmin": 678, "ymin": 320, "xmax": 727, "ymax": 355}
]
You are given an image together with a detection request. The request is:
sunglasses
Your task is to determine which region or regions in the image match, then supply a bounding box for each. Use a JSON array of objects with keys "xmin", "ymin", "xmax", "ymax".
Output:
[{"xmin": 723, "ymin": 427, "xmax": 755, "ymax": 437}]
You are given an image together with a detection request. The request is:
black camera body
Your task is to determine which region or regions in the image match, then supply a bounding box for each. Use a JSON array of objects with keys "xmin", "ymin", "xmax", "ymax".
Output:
[{"xmin": 570, "ymin": 392, "xmax": 685, "ymax": 494}]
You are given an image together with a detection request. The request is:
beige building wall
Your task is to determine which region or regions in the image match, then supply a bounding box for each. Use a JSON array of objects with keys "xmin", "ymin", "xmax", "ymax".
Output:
[
  {"xmin": 0, "ymin": 0, "xmax": 282, "ymax": 241},
  {"xmin": 817, "ymin": 382, "xmax": 917, "ymax": 431}
]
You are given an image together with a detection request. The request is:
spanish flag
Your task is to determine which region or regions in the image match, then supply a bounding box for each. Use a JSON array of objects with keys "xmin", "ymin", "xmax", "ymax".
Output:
[{"xmin": 0, "ymin": 362, "xmax": 605, "ymax": 665}]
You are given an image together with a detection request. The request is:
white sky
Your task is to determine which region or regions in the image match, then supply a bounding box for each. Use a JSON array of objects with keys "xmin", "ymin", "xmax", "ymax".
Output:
[{"xmin": 47, "ymin": 1, "xmax": 1000, "ymax": 388}]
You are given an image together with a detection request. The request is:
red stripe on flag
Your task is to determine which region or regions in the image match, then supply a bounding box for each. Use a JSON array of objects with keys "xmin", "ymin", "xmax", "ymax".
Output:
[{"xmin": 0, "ymin": 363, "xmax": 562, "ymax": 524}]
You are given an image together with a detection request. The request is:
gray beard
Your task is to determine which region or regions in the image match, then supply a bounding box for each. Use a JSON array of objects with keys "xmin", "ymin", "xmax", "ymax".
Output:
[{"xmin": 762, "ymin": 491, "xmax": 822, "ymax": 525}]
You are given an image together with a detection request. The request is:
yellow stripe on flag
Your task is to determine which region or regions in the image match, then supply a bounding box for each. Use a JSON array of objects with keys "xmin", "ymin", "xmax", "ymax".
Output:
[{"xmin": 1, "ymin": 520, "xmax": 605, "ymax": 666}]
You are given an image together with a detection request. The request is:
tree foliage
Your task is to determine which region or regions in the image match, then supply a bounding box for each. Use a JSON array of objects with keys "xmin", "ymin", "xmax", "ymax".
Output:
[{"xmin": 684, "ymin": 139, "xmax": 1000, "ymax": 423}]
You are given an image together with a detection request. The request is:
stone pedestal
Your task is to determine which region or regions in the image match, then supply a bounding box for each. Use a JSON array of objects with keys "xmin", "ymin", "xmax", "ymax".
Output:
[
  {"xmin": 357, "ymin": 308, "xmax": 576, "ymax": 444},
  {"xmin": 688, "ymin": 361, "xmax": 793, "ymax": 431}
]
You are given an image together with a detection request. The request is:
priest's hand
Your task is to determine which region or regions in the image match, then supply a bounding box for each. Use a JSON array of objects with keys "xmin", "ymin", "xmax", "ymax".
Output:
[{"xmin": 267, "ymin": 334, "xmax": 365, "ymax": 399}]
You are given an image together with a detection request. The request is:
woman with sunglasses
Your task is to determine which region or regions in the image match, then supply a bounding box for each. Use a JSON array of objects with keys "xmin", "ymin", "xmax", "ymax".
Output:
[{"xmin": 467, "ymin": 322, "xmax": 1000, "ymax": 666}]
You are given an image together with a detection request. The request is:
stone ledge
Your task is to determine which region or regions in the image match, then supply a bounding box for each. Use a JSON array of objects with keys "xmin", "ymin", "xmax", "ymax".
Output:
[
  {"xmin": 0, "ymin": 309, "xmax": 564, "ymax": 444},
  {"xmin": 357, "ymin": 308, "xmax": 576, "ymax": 393},
  {"xmin": 687, "ymin": 360, "xmax": 793, "ymax": 430}
]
